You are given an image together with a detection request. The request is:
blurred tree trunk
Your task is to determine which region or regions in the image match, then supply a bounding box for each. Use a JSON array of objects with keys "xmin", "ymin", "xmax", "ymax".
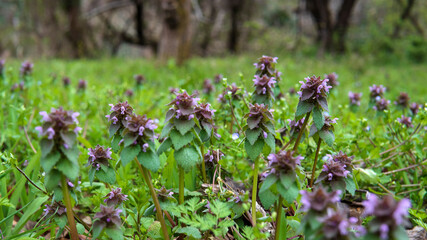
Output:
[
  {"xmin": 158, "ymin": 0, "xmax": 192, "ymax": 65},
  {"xmin": 392, "ymin": 0, "xmax": 423, "ymax": 37},
  {"xmin": 133, "ymin": 0, "xmax": 146, "ymax": 45},
  {"xmin": 228, "ymin": 0, "xmax": 243, "ymax": 53},
  {"xmin": 200, "ymin": 0, "xmax": 220, "ymax": 56},
  {"xmin": 307, "ymin": 0, "xmax": 358, "ymax": 54}
]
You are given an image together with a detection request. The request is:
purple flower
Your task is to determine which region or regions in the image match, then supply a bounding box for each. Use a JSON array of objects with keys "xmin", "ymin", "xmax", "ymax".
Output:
[
  {"xmin": 319, "ymin": 159, "xmax": 350, "ymax": 182},
  {"xmin": 204, "ymin": 149, "xmax": 224, "ymax": 168},
  {"xmin": 397, "ymin": 115, "xmax": 413, "ymax": 128},
  {"xmin": 88, "ymin": 145, "xmax": 112, "ymax": 170},
  {"xmin": 217, "ymin": 83, "xmax": 242, "ymax": 103},
  {"xmin": 0, "ymin": 59, "xmax": 5, "ymax": 74},
  {"xmin": 77, "ymin": 79, "xmax": 87, "ymax": 91},
  {"xmin": 373, "ymin": 98, "xmax": 390, "ymax": 111},
  {"xmin": 319, "ymin": 208, "xmax": 360, "ymax": 239},
  {"xmin": 362, "ymin": 194, "xmax": 411, "ymax": 239},
  {"xmin": 253, "ymin": 75, "xmax": 276, "ymax": 98},
  {"xmin": 232, "ymin": 133, "xmax": 239, "ymax": 140},
  {"xmin": 300, "ymin": 187, "xmax": 341, "ymax": 212},
  {"xmin": 287, "ymin": 118, "xmax": 305, "ymax": 137},
  {"xmin": 327, "ymin": 151, "xmax": 354, "ymax": 171},
  {"xmin": 134, "ymin": 74, "xmax": 145, "ymax": 85},
  {"xmin": 125, "ymin": 89, "xmax": 134, "ymax": 97},
  {"xmin": 106, "ymin": 102, "xmax": 133, "ymax": 129},
  {"xmin": 324, "ymin": 72, "xmax": 339, "ymax": 88},
  {"xmin": 266, "ymin": 150, "xmax": 303, "ymax": 176},
  {"xmin": 20, "ymin": 61, "xmax": 33, "ymax": 76},
  {"xmin": 409, "ymin": 102, "xmax": 421, "ymax": 115},
  {"xmin": 157, "ymin": 186, "xmax": 175, "ymax": 201},
  {"xmin": 35, "ymin": 107, "xmax": 80, "ymax": 144},
  {"xmin": 168, "ymin": 91, "xmax": 199, "ymax": 120},
  {"xmin": 43, "ymin": 202, "xmax": 66, "ymax": 217},
  {"xmin": 104, "ymin": 188, "xmax": 128, "ymax": 206},
  {"xmin": 124, "ymin": 114, "xmax": 157, "ymax": 143},
  {"xmin": 348, "ymin": 91, "xmax": 362, "ymax": 106},
  {"xmin": 253, "ymin": 55, "xmax": 278, "ymax": 76},
  {"xmin": 94, "ymin": 205, "xmax": 122, "ymax": 229},
  {"xmin": 297, "ymin": 75, "xmax": 332, "ymax": 100},
  {"xmin": 369, "ymin": 84, "xmax": 386, "ymax": 99},
  {"xmin": 244, "ymin": 104, "xmax": 274, "ymax": 129},
  {"xmin": 214, "ymin": 74, "xmax": 223, "ymax": 84},
  {"xmin": 203, "ymin": 79, "xmax": 214, "ymax": 94},
  {"xmin": 394, "ymin": 92, "xmax": 410, "ymax": 108},
  {"xmin": 62, "ymin": 77, "xmax": 71, "ymax": 87}
]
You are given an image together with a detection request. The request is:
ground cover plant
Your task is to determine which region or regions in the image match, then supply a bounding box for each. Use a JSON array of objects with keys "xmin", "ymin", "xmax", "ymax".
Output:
[{"xmin": 0, "ymin": 55, "xmax": 426, "ymax": 239}]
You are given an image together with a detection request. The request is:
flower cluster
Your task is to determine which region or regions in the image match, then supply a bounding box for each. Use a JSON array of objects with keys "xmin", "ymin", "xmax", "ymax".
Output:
[
  {"xmin": 157, "ymin": 186, "xmax": 174, "ymax": 202},
  {"xmin": 327, "ymin": 151, "xmax": 354, "ymax": 171},
  {"xmin": 20, "ymin": 61, "xmax": 33, "ymax": 76},
  {"xmin": 77, "ymin": 79, "xmax": 87, "ymax": 91},
  {"xmin": 319, "ymin": 159, "xmax": 350, "ymax": 181},
  {"xmin": 204, "ymin": 149, "xmax": 224, "ymax": 168},
  {"xmin": 324, "ymin": 72, "xmax": 339, "ymax": 88},
  {"xmin": 266, "ymin": 150, "xmax": 303, "ymax": 176},
  {"xmin": 106, "ymin": 101, "xmax": 133, "ymax": 129},
  {"xmin": 287, "ymin": 118, "xmax": 305, "ymax": 138},
  {"xmin": 369, "ymin": 84, "xmax": 386, "ymax": 100},
  {"xmin": 245, "ymin": 104, "xmax": 274, "ymax": 129},
  {"xmin": 124, "ymin": 114, "xmax": 157, "ymax": 146},
  {"xmin": 11, "ymin": 82, "xmax": 24, "ymax": 92},
  {"xmin": 43, "ymin": 202, "xmax": 66, "ymax": 217},
  {"xmin": 322, "ymin": 116, "xmax": 338, "ymax": 131},
  {"xmin": 203, "ymin": 79, "xmax": 214, "ymax": 94},
  {"xmin": 88, "ymin": 145, "xmax": 112, "ymax": 170},
  {"xmin": 409, "ymin": 102, "xmax": 421, "ymax": 115},
  {"xmin": 253, "ymin": 55, "xmax": 278, "ymax": 76},
  {"xmin": 298, "ymin": 75, "xmax": 332, "ymax": 101},
  {"xmin": 253, "ymin": 75, "xmax": 276, "ymax": 98},
  {"xmin": 125, "ymin": 89, "xmax": 134, "ymax": 97},
  {"xmin": 397, "ymin": 115, "xmax": 413, "ymax": 128},
  {"xmin": 348, "ymin": 91, "xmax": 362, "ymax": 106},
  {"xmin": 300, "ymin": 187, "xmax": 341, "ymax": 213},
  {"xmin": 214, "ymin": 74, "xmax": 223, "ymax": 84},
  {"xmin": 217, "ymin": 83, "xmax": 241, "ymax": 103},
  {"xmin": 373, "ymin": 98, "xmax": 390, "ymax": 111},
  {"xmin": 168, "ymin": 91, "xmax": 200, "ymax": 120},
  {"xmin": 363, "ymin": 194, "xmax": 411, "ymax": 239},
  {"xmin": 134, "ymin": 74, "xmax": 145, "ymax": 85},
  {"xmin": 319, "ymin": 208, "xmax": 361, "ymax": 239},
  {"xmin": 93, "ymin": 205, "xmax": 122, "ymax": 229},
  {"xmin": 62, "ymin": 77, "xmax": 71, "ymax": 87},
  {"xmin": 104, "ymin": 188, "xmax": 128, "ymax": 206},
  {"xmin": 394, "ymin": 92, "xmax": 410, "ymax": 108},
  {"xmin": 0, "ymin": 59, "xmax": 5, "ymax": 75},
  {"xmin": 195, "ymin": 103, "xmax": 215, "ymax": 126},
  {"xmin": 35, "ymin": 107, "xmax": 81, "ymax": 146}
]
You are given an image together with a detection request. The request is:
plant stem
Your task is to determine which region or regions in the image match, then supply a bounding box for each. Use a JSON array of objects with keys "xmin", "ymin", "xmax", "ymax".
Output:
[
  {"xmin": 134, "ymin": 158, "xmax": 170, "ymax": 240},
  {"xmin": 201, "ymin": 144, "xmax": 207, "ymax": 183},
  {"xmin": 292, "ymin": 112, "xmax": 311, "ymax": 152},
  {"xmin": 179, "ymin": 166, "xmax": 185, "ymax": 205},
  {"xmin": 61, "ymin": 176, "xmax": 78, "ymax": 240},
  {"xmin": 275, "ymin": 196, "xmax": 283, "ymax": 240},
  {"xmin": 251, "ymin": 157, "xmax": 260, "ymax": 226},
  {"xmin": 310, "ymin": 138, "xmax": 322, "ymax": 188}
]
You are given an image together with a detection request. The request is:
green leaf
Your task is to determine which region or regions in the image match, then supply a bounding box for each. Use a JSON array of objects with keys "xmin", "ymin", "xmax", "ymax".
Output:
[
  {"xmin": 120, "ymin": 145, "xmax": 141, "ymax": 167},
  {"xmin": 259, "ymin": 189, "xmax": 278, "ymax": 209},
  {"xmin": 56, "ymin": 158, "xmax": 79, "ymax": 180},
  {"xmin": 281, "ymin": 183, "xmax": 299, "ymax": 204},
  {"xmin": 11, "ymin": 196, "xmax": 49, "ymax": 235},
  {"xmin": 393, "ymin": 226, "xmax": 409, "ymax": 240},
  {"xmin": 317, "ymin": 96, "xmax": 329, "ymax": 112},
  {"xmin": 40, "ymin": 139, "xmax": 54, "ymax": 158},
  {"xmin": 295, "ymin": 101, "xmax": 314, "ymax": 119},
  {"xmin": 41, "ymin": 151, "xmax": 60, "ymax": 173},
  {"xmin": 123, "ymin": 132, "xmax": 138, "ymax": 147},
  {"xmin": 280, "ymin": 173, "xmax": 296, "ymax": 189},
  {"xmin": 60, "ymin": 145, "xmax": 80, "ymax": 165},
  {"xmin": 259, "ymin": 174, "xmax": 278, "ymax": 193},
  {"xmin": 138, "ymin": 149, "xmax": 160, "ymax": 172},
  {"xmin": 105, "ymin": 227, "xmax": 124, "ymax": 240},
  {"xmin": 170, "ymin": 129, "xmax": 194, "ymax": 150},
  {"xmin": 111, "ymin": 133, "xmax": 121, "ymax": 153},
  {"xmin": 157, "ymin": 138, "xmax": 172, "ymax": 155},
  {"xmin": 176, "ymin": 226, "xmax": 202, "ymax": 239},
  {"xmin": 164, "ymin": 108, "xmax": 176, "ymax": 123},
  {"xmin": 92, "ymin": 223, "xmax": 104, "ymax": 240},
  {"xmin": 0, "ymin": 196, "xmax": 15, "ymax": 208},
  {"xmin": 245, "ymin": 128, "xmax": 262, "ymax": 145},
  {"xmin": 55, "ymin": 215, "xmax": 68, "ymax": 229},
  {"xmin": 77, "ymin": 223, "xmax": 85, "ymax": 235},
  {"xmin": 174, "ymin": 118, "xmax": 195, "ymax": 135},
  {"xmin": 312, "ymin": 105, "xmax": 324, "ymax": 131},
  {"xmin": 262, "ymin": 121, "xmax": 275, "ymax": 134},
  {"xmin": 265, "ymin": 133, "xmax": 275, "ymax": 152},
  {"xmin": 89, "ymin": 167, "xmax": 96, "ymax": 185},
  {"xmin": 45, "ymin": 169, "xmax": 62, "ymax": 191},
  {"xmin": 60, "ymin": 131, "xmax": 77, "ymax": 147},
  {"xmin": 344, "ymin": 176, "xmax": 356, "ymax": 196},
  {"xmin": 109, "ymin": 123, "xmax": 120, "ymax": 137},
  {"xmin": 319, "ymin": 130, "xmax": 334, "ymax": 147},
  {"xmin": 210, "ymin": 200, "xmax": 231, "ymax": 218},
  {"xmin": 96, "ymin": 166, "xmax": 116, "ymax": 184},
  {"xmin": 160, "ymin": 122, "xmax": 174, "ymax": 138},
  {"xmin": 354, "ymin": 168, "xmax": 380, "ymax": 184},
  {"xmin": 244, "ymin": 138, "xmax": 264, "ymax": 161},
  {"xmin": 174, "ymin": 146, "xmax": 200, "ymax": 171}
]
